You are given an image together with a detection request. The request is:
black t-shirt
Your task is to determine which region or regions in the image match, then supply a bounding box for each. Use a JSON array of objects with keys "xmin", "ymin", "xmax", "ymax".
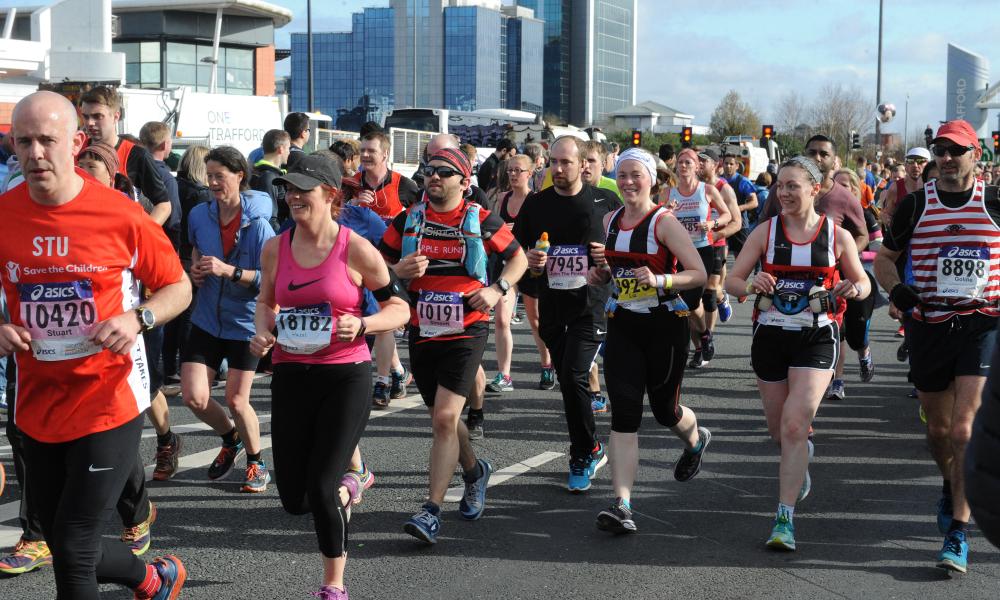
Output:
[
  {"xmin": 512, "ymin": 183, "xmax": 621, "ymax": 321},
  {"xmin": 883, "ymin": 185, "xmax": 1000, "ymax": 252}
]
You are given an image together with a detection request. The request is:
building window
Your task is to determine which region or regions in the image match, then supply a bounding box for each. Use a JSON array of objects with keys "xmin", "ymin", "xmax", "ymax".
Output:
[
  {"xmin": 115, "ymin": 41, "xmax": 255, "ymax": 94},
  {"xmin": 116, "ymin": 41, "xmax": 161, "ymax": 88}
]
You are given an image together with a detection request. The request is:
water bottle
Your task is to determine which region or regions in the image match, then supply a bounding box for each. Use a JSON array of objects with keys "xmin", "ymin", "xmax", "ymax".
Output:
[
  {"xmin": 530, "ymin": 231, "xmax": 550, "ymax": 277},
  {"xmin": 808, "ymin": 277, "xmax": 829, "ymax": 313},
  {"xmin": 755, "ymin": 291, "xmax": 773, "ymax": 312}
]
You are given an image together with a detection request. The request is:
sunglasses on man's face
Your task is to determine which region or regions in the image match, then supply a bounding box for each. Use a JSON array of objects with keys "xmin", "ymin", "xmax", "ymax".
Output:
[
  {"xmin": 931, "ymin": 144, "xmax": 975, "ymax": 158},
  {"xmin": 905, "ymin": 158, "xmax": 928, "ymax": 165},
  {"xmin": 421, "ymin": 165, "xmax": 461, "ymax": 178}
]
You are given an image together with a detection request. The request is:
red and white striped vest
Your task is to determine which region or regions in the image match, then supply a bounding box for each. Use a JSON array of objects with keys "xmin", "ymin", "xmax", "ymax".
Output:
[{"xmin": 909, "ymin": 179, "xmax": 1000, "ymax": 323}]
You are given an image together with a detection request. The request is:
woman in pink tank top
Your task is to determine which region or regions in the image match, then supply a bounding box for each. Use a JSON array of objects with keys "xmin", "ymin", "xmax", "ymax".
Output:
[{"xmin": 250, "ymin": 155, "xmax": 408, "ymax": 600}]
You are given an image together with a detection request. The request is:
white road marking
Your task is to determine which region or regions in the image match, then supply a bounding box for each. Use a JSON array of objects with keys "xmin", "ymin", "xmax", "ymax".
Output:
[{"xmin": 443, "ymin": 451, "xmax": 564, "ymax": 503}]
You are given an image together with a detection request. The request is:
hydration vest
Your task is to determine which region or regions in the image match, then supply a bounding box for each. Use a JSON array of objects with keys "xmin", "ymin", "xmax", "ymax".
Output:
[{"xmin": 401, "ymin": 201, "xmax": 489, "ymax": 285}]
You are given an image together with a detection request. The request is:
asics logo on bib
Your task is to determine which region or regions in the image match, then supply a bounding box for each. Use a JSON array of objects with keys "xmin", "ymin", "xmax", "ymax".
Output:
[
  {"xmin": 288, "ymin": 278, "xmax": 323, "ymax": 291},
  {"xmin": 776, "ymin": 280, "xmax": 809, "ymax": 292},
  {"xmin": 424, "ymin": 292, "xmax": 458, "ymax": 303},
  {"xmin": 31, "ymin": 236, "xmax": 69, "ymax": 257},
  {"xmin": 946, "ymin": 247, "xmax": 988, "ymax": 259},
  {"xmin": 28, "ymin": 283, "xmax": 78, "ymax": 301},
  {"xmin": 550, "ymin": 246, "xmax": 580, "ymax": 257}
]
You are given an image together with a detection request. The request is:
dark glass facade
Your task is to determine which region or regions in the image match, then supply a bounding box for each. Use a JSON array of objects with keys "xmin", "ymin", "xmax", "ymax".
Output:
[{"xmin": 443, "ymin": 6, "xmax": 501, "ymax": 111}]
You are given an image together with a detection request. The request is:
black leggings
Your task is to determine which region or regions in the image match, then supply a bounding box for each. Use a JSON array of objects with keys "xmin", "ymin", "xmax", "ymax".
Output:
[
  {"xmin": 605, "ymin": 307, "xmax": 690, "ymax": 433},
  {"xmin": 270, "ymin": 361, "xmax": 372, "ymax": 558},
  {"xmin": 21, "ymin": 415, "xmax": 147, "ymax": 599},
  {"xmin": 844, "ymin": 271, "xmax": 877, "ymax": 351}
]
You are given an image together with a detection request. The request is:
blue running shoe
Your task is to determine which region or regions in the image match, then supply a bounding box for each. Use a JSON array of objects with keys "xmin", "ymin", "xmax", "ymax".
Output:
[
  {"xmin": 766, "ymin": 513, "xmax": 796, "ymax": 551},
  {"xmin": 459, "ymin": 459, "xmax": 492, "ymax": 520},
  {"xmin": 936, "ymin": 530, "xmax": 968, "ymax": 573},
  {"xmin": 567, "ymin": 457, "xmax": 591, "ymax": 493},
  {"xmin": 591, "ymin": 395, "xmax": 608, "ymax": 413},
  {"xmin": 798, "ymin": 438, "xmax": 814, "ymax": 502},
  {"xmin": 588, "ymin": 442, "xmax": 608, "ymax": 479},
  {"xmin": 937, "ymin": 494, "xmax": 953, "ymax": 535},
  {"xmin": 718, "ymin": 293, "xmax": 733, "ymax": 323},
  {"xmin": 147, "ymin": 554, "xmax": 187, "ymax": 600},
  {"xmin": 403, "ymin": 504, "xmax": 440, "ymax": 544}
]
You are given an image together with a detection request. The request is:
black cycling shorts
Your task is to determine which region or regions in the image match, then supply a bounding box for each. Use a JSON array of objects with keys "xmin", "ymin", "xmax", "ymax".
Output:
[
  {"xmin": 908, "ymin": 313, "xmax": 998, "ymax": 393},
  {"xmin": 181, "ymin": 324, "xmax": 259, "ymax": 372},
  {"xmin": 751, "ymin": 322, "xmax": 839, "ymax": 383},
  {"xmin": 409, "ymin": 328, "xmax": 488, "ymax": 406}
]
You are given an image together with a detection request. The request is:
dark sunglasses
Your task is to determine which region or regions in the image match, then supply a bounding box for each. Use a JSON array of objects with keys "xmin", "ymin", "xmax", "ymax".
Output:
[
  {"xmin": 931, "ymin": 144, "xmax": 975, "ymax": 158},
  {"xmin": 421, "ymin": 165, "xmax": 461, "ymax": 178}
]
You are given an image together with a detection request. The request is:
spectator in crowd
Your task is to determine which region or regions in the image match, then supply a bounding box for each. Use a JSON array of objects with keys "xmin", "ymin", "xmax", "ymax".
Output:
[
  {"xmin": 251, "ymin": 129, "xmax": 291, "ymax": 231},
  {"xmin": 284, "ymin": 112, "xmax": 311, "ymax": 169},
  {"xmin": 477, "ymin": 138, "xmax": 517, "ymax": 193}
]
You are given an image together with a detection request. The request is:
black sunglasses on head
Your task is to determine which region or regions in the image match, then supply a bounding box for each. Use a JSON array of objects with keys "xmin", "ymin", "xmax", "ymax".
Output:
[
  {"xmin": 421, "ymin": 165, "xmax": 461, "ymax": 178},
  {"xmin": 931, "ymin": 144, "xmax": 975, "ymax": 158}
]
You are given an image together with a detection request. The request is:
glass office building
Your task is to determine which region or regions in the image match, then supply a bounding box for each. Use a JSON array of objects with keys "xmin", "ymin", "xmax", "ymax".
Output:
[
  {"xmin": 291, "ymin": 1, "xmax": 542, "ymax": 128},
  {"xmin": 517, "ymin": 0, "xmax": 635, "ymax": 125}
]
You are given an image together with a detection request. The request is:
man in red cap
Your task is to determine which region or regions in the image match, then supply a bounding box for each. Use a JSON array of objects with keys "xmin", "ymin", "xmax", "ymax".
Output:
[
  {"xmin": 875, "ymin": 119, "xmax": 1000, "ymax": 574},
  {"xmin": 380, "ymin": 147, "xmax": 527, "ymax": 545}
]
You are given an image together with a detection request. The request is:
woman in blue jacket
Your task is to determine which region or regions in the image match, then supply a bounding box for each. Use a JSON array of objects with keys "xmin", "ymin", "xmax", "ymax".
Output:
[{"xmin": 182, "ymin": 146, "xmax": 276, "ymax": 493}]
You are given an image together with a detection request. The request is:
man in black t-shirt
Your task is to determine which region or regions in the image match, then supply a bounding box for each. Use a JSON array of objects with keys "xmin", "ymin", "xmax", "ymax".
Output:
[
  {"xmin": 477, "ymin": 138, "xmax": 517, "ymax": 193},
  {"xmin": 874, "ymin": 119, "xmax": 1000, "ymax": 575},
  {"xmin": 513, "ymin": 136, "xmax": 621, "ymax": 493}
]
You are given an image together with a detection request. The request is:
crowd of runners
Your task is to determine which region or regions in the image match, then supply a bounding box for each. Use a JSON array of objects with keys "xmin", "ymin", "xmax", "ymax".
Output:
[{"xmin": 0, "ymin": 86, "xmax": 997, "ymax": 600}]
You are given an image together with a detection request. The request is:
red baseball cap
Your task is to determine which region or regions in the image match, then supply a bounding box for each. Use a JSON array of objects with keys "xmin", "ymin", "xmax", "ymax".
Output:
[{"xmin": 933, "ymin": 120, "xmax": 981, "ymax": 151}]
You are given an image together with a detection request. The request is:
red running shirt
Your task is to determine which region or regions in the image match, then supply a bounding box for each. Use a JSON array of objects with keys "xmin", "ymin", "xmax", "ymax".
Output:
[{"xmin": 0, "ymin": 179, "xmax": 184, "ymax": 442}]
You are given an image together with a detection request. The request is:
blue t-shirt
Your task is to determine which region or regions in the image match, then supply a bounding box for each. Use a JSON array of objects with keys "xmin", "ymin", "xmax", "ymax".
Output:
[
  {"xmin": 863, "ymin": 169, "xmax": 876, "ymax": 189},
  {"xmin": 725, "ymin": 174, "xmax": 758, "ymax": 228}
]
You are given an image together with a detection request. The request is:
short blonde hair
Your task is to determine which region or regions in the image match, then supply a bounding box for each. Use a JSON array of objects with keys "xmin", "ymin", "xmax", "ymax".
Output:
[{"xmin": 139, "ymin": 121, "xmax": 171, "ymax": 150}]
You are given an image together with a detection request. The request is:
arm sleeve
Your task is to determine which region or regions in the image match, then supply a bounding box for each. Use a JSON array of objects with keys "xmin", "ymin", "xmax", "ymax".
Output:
[
  {"xmin": 127, "ymin": 147, "xmax": 169, "ymax": 204},
  {"xmin": 882, "ymin": 193, "xmax": 920, "ymax": 252},
  {"xmin": 481, "ymin": 210, "xmax": 519, "ymax": 261}
]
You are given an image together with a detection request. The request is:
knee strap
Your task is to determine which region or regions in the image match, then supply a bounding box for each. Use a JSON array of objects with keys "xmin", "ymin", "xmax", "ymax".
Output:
[{"xmin": 702, "ymin": 290, "xmax": 718, "ymax": 312}]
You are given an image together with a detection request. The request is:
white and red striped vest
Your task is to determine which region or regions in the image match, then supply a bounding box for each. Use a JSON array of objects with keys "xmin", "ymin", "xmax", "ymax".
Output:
[
  {"xmin": 604, "ymin": 205, "xmax": 674, "ymax": 313},
  {"xmin": 909, "ymin": 179, "xmax": 1000, "ymax": 323}
]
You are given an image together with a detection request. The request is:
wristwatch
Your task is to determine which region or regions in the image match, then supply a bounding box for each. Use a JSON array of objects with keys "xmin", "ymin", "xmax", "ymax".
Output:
[
  {"xmin": 135, "ymin": 306, "xmax": 156, "ymax": 332},
  {"xmin": 231, "ymin": 266, "xmax": 244, "ymax": 282},
  {"xmin": 495, "ymin": 278, "xmax": 511, "ymax": 294}
]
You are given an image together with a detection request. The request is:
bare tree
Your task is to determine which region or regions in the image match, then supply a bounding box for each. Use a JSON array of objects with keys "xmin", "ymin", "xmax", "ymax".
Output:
[
  {"xmin": 808, "ymin": 83, "xmax": 873, "ymax": 153},
  {"xmin": 709, "ymin": 90, "xmax": 762, "ymax": 140},
  {"xmin": 775, "ymin": 91, "xmax": 808, "ymax": 138}
]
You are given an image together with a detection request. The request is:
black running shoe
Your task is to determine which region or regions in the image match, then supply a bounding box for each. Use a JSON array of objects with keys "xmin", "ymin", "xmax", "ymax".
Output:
[
  {"xmin": 700, "ymin": 332, "xmax": 716, "ymax": 362},
  {"xmin": 674, "ymin": 427, "xmax": 711, "ymax": 482},
  {"xmin": 688, "ymin": 350, "xmax": 705, "ymax": 369},
  {"xmin": 596, "ymin": 498, "xmax": 637, "ymax": 534}
]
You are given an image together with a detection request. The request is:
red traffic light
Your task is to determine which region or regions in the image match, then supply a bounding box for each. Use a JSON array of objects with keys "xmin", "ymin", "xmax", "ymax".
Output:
[
  {"xmin": 762, "ymin": 125, "xmax": 774, "ymax": 140},
  {"xmin": 632, "ymin": 130, "xmax": 642, "ymax": 147},
  {"xmin": 993, "ymin": 131, "xmax": 1000, "ymax": 150}
]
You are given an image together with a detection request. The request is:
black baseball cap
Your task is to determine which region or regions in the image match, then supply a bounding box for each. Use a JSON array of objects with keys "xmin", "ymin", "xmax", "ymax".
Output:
[
  {"xmin": 275, "ymin": 154, "xmax": 343, "ymax": 190},
  {"xmin": 697, "ymin": 148, "xmax": 720, "ymax": 162}
]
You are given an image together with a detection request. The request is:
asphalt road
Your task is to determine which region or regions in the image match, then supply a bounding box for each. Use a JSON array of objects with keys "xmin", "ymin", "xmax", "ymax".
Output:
[{"xmin": 1, "ymin": 297, "xmax": 999, "ymax": 599}]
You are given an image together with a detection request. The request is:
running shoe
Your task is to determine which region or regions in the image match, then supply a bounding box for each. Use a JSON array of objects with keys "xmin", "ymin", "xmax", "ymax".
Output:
[
  {"xmin": 596, "ymin": 498, "xmax": 637, "ymax": 534},
  {"xmin": 700, "ymin": 331, "xmax": 716, "ymax": 362},
  {"xmin": 485, "ymin": 373, "xmax": 513, "ymax": 393},
  {"xmin": 389, "ymin": 368, "xmax": 412, "ymax": 400},
  {"xmin": 737, "ymin": 295, "xmax": 748, "ymax": 303},
  {"xmin": 311, "ymin": 585, "xmax": 349, "ymax": 600},
  {"xmin": 895, "ymin": 325, "xmax": 905, "ymax": 337},
  {"xmin": 591, "ymin": 394, "xmax": 609, "ymax": 413},
  {"xmin": 372, "ymin": 380, "xmax": 391, "ymax": 409},
  {"xmin": 122, "ymin": 501, "xmax": 157, "ymax": 556},
  {"xmin": 206, "ymin": 441, "xmax": 245, "ymax": 481},
  {"xmin": 241, "ymin": 461, "xmax": 271, "ymax": 493},
  {"xmin": 0, "ymin": 538, "xmax": 52, "ymax": 574},
  {"xmin": 688, "ymin": 349, "xmax": 706, "ymax": 369},
  {"xmin": 937, "ymin": 494, "xmax": 954, "ymax": 535},
  {"xmin": 826, "ymin": 379, "xmax": 845, "ymax": 401},
  {"xmin": 403, "ymin": 504, "xmax": 440, "ymax": 544},
  {"xmin": 511, "ymin": 312, "xmax": 524, "ymax": 324},
  {"xmin": 467, "ymin": 412, "xmax": 485, "ymax": 440},
  {"xmin": 145, "ymin": 554, "xmax": 187, "ymax": 600},
  {"xmin": 936, "ymin": 530, "xmax": 968, "ymax": 573},
  {"xmin": 343, "ymin": 466, "xmax": 373, "ymax": 506},
  {"xmin": 718, "ymin": 293, "xmax": 733, "ymax": 323},
  {"xmin": 459, "ymin": 458, "xmax": 493, "ymax": 520},
  {"xmin": 896, "ymin": 340, "xmax": 908, "ymax": 362},
  {"xmin": 152, "ymin": 433, "xmax": 183, "ymax": 482},
  {"xmin": 859, "ymin": 352, "xmax": 875, "ymax": 383},
  {"xmin": 908, "ymin": 388, "xmax": 919, "ymax": 399},
  {"xmin": 799, "ymin": 439, "xmax": 814, "ymax": 502},
  {"xmin": 589, "ymin": 442, "xmax": 608, "ymax": 479},
  {"xmin": 539, "ymin": 366, "xmax": 556, "ymax": 390},
  {"xmin": 766, "ymin": 513, "xmax": 796, "ymax": 551},
  {"xmin": 674, "ymin": 427, "xmax": 711, "ymax": 482},
  {"xmin": 567, "ymin": 456, "xmax": 592, "ymax": 493}
]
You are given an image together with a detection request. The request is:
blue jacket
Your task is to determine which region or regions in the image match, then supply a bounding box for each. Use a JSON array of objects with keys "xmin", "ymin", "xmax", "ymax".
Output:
[{"xmin": 188, "ymin": 191, "xmax": 275, "ymax": 340}]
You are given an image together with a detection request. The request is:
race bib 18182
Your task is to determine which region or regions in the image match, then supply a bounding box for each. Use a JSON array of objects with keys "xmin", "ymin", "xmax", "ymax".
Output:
[
  {"xmin": 276, "ymin": 303, "xmax": 333, "ymax": 354},
  {"xmin": 18, "ymin": 280, "xmax": 101, "ymax": 361}
]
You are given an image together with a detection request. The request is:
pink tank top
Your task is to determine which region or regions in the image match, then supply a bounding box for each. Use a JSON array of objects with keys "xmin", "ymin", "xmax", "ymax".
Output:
[{"xmin": 272, "ymin": 224, "xmax": 371, "ymax": 365}]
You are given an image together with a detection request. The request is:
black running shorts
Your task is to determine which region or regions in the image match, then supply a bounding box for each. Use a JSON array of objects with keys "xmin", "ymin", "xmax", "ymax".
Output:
[
  {"xmin": 180, "ymin": 324, "xmax": 260, "ymax": 372},
  {"xmin": 408, "ymin": 326, "xmax": 488, "ymax": 406},
  {"xmin": 751, "ymin": 322, "xmax": 839, "ymax": 383},
  {"xmin": 907, "ymin": 313, "xmax": 998, "ymax": 393}
]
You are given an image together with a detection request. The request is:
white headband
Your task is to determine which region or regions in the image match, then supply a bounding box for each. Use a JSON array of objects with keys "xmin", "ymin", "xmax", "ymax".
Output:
[{"xmin": 615, "ymin": 148, "xmax": 658, "ymax": 182}]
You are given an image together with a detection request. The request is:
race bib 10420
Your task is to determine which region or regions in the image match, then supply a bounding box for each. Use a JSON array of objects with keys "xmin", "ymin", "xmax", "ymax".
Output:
[{"xmin": 18, "ymin": 280, "xmax": 101, "ymax": 361}]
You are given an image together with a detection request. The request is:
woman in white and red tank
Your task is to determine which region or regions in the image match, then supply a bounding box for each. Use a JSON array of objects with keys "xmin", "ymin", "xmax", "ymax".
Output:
[{"xmin": 250, "ymin": 155, "xmax": 409, "ymax": 600}]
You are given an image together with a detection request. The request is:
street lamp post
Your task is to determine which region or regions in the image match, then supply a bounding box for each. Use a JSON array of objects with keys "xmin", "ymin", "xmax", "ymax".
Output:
[
  {"xmin": 875, "ymin": 0, "xmax": 884, "ymax": 151},
  {"xmin": 307, "ymin": 0, "xmax": 314, "ymax": 112}
]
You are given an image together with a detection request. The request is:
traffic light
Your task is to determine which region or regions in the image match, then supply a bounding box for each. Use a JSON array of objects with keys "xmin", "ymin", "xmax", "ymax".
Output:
[
  {"xmin": 762, "ymin": 125, "xmax": 774, "ymax": 140},
  {"xmin": 851, "ymin": 130, "xmax": 860, "ymax": 150},
  {"xmin": 632, "ymin": 130, "xmax": 642, "ymax": 147},
  {"xmin": 681, "ymin": 126, "xmax": 693, "ymax": 148},
  {"xmin": 992, "ymin": 131, "xmax": 999, "ymax": 152}
]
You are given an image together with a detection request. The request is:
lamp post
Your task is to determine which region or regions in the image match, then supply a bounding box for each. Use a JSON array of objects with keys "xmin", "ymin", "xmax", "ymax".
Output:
[
  {"xmin": 307, "ymin": 0, "xmax": 314, "ymax": 112},
  {"xmin": 875, "ymin": 0, "xmax": 884, "ymax": 151}
]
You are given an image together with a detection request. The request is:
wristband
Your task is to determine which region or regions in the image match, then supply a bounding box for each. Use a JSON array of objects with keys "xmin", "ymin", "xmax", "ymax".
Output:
[
  {"xmin": 654, "ymin": 274, "xmax": 665, "ymax": 289},
  {"xmin": 663, "ymin": 274, "xmax": 672, "ymax": 290},
  {"xmin": 745, "ymin": 279, "xmax": 755, "ymax": 294},
  {"xmin": 355, "ymin": 317, "xmax": 368, "ymax": 339},
  {"xmin": 231, "ymin": 266, "xmax": 243, "ymax": 282}
]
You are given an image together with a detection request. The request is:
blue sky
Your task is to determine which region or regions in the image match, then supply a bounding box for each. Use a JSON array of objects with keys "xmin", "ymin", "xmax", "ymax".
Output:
[{"xmin": 269, "ymin": 0, "xmax": 999, "ymax": 140}]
